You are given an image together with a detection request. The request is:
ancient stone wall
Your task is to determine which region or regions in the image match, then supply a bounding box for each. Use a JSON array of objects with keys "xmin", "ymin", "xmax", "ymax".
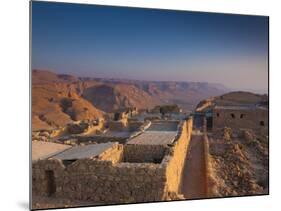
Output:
[
  {"xmin": 213, "ymin": 108, "xmax": 268, "ymax": 131},
  {"xmin": 163, "ymin": 118, "xmax": 193, "ymax": 193},
  {"xmin": 203, "ymin": 133, "xmax": 213, "ymax": 197},
  {"xmin": 73, "ymin": 135, "xmax": 128, "ymax": 144},
  {"xmin": 32, "ymin": 158, "xmax": 167, "ymax": 203},
  {"xmin": 108, "ymin": 119, "xmax": 128, "ymax": 131},
  {"xmin": 123, "ymin": 144, "xmax": 167, "ymax": 163},
  {"xmin": 98, "ymin": 144, "xmax": 124, "ymax": 164},
  {"xmin": 32, "ymin": 159, "xmax": 65, "ymax": 197},
  {"xmin": 32, "ymin": 118, "xmax": 193, "ymax": 204}
]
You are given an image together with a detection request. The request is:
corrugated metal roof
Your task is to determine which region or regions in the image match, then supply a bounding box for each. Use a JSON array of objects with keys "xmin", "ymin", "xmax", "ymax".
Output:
[{"xmin": 51, "ymin": 142, "xmax": 115, "ymax": 160}]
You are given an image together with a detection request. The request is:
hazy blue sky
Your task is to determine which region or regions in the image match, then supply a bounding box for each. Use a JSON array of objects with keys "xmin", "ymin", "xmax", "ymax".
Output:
[{"xmin": 32, "ymin": 1, "xmax": 268, "ymax": 92}]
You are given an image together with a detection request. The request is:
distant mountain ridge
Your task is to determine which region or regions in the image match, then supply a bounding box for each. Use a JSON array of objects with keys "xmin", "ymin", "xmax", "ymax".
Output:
[
  {"xmin": 32, "ymin": 69, "xmax": 230, "ymax": 130},
  {"xmin": 89, "ymin": 77, "xmax": 230, "ymax": 111}
]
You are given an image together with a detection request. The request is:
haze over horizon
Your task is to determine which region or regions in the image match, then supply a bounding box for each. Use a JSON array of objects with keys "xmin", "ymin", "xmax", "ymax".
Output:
[{"xmin": 32, "ymin": 2, "xmax": 268, "ymax": 94}]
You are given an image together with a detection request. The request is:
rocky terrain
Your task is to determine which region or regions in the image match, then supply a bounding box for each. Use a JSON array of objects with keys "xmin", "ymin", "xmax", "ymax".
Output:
[
  {"xmin": 82, "ymin": 83, "xmax": 160, "ymax": 113},
  {"xmin": 196, "ymin": 91, "xmax": 268, "ymax": 112},
  {"xmin": 32, "ymin": 70, "xmax": 104, "ymax": 131},
  {"xmin": 207, "ymin": 128, "xmax": 269, "ymax": 197},
  {"xmin": 32, "ymin": 69, "xmax": 228, "ymax": 131}
]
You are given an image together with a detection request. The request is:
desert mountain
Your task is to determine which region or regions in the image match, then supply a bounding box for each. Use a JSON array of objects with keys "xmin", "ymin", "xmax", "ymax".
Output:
[
  {"xmin": 32, "ymin": 69, "xmax": 229, "ymax": 130},
  {"xmin": 32, "ymin": 70, "xmax": 104, "ymax": 131},
  {"xmin": 86, "ymin": 78, "xmax": 229, "ymax": 112},
  {"xmin": 82, "ymin": 84, "xmax": 160, "ymax": 113}
]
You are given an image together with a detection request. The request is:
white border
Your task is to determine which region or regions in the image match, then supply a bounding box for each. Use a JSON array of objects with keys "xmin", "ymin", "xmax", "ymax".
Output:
[{"xmin": 0, "ymin": 0, "xmax": 280, "ymax": 210}]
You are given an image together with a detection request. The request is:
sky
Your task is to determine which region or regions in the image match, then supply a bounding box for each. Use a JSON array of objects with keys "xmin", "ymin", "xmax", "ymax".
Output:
[{"xmin": 32, "ymin": 1, "xmax": 269, "ymax": 93}]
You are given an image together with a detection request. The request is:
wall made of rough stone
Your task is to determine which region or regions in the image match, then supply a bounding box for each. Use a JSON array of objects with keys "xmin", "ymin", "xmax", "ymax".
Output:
[
  {"xmin": 32, "ymin": 119, "xmax": 193, "ymax": 204},
  {"xmin": 32, "ymin": 158, "xmax": 167, "ymax": 204},
  {"xmin": 98, "ymin": 144, "xmax": 124, "ymax": 164},
  {"xmin": 73, "ymin": 135, "xmax": 128, "ymax": 144},
  {"xmin": 162, "ymin": 118, "xmax": 193, "ymax": 193},
  {"xmin": 203, "ymin": 133, "xmax": 213, "ymax": 197},
  {"xmin": 32, "ymin": 159, "xmax": 65, "ymax": 197},
  {"xmin": 108, "ymin": 119, "xmax": 128, "ymax": 131},
  {"xmin": 123, "ymin": 144, "xmax": 167, "ymax": 163},
  {"xmin": 213, "ymin": 108, "xmax": 268, "ymax": 130}
]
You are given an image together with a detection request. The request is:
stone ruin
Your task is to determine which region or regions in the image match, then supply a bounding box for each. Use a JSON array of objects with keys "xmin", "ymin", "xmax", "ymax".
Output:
[
  {"xmin": 212, "ymin": 105, "xmax": 268, "ymax": 132},
  {"xmin": 32, "ymin": 118, "xmax": 104, "ymax": 143},
  {"xmin": 32, "ymin": 118, "xmax": 193, "ymax": 204},
  {"xmin": 151, "ymin": 104, "xmax": 181, "ymax": 114}
]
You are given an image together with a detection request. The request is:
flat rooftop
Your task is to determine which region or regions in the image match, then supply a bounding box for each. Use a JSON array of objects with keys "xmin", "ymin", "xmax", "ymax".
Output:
[
  {"xmin": 127, "ymin": 131, "xmax": 177, "ymax": 145},
  {"xmin": 214, "ymin": 105, "xmax": 267, "ymax": 110},
  {"xmin": 32, "ymin": 141, "xmax": 71, "ymax": 161},
  {"xmin": 127, "ymin": 121, "xmax": 179, "ymax": 145},
  {"xmin": 102, "ymin": 131, "xmax": 132, "ymax": 138},
  {"xmin": 51, "ymin": 142, "xmax": 114, "ymax": 160},
  {"xmin": 146, "ymin": 121, "xmax": 179, "ymax": 131}
]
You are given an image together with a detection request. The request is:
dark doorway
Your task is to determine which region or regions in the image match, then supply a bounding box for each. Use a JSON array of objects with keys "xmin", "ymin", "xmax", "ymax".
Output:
[
  {"xmin": 206, "ymin": 117, "xmax": 213, "ymax": 131},
  {"xmin": 114, "ymin": 112, "xmax": 120, "ymax": 121},
  {"xmin": 193, "ymin": 113, "xmax": 204, "ymax": 129},
  {"xmin": 45, "ymin": 170, "xmax": 56, "ymax": 196}
]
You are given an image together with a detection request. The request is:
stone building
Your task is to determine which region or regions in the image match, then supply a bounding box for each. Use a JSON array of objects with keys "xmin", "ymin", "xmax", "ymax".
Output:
[
  {"xmin": 151, "ymin": 105, "xmax": 181, "ymax": 114},
  {"xmin": 212, "ymin": 105, "xmax": 268, "ymax": 131},
  {"xmin": 32, "ymin": 118, "xmax": 193, "ymax": 205}
]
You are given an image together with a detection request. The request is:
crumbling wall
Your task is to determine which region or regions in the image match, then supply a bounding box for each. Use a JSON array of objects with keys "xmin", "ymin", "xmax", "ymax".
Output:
[
  {"xmin": 163, "ymin": 118, "xmax": 193, "ymax": 193},
  {"xmin": 213, "ymin": 108, "xmax": 268, "ymax": 131},
  {"xmin": 98, "ymin": 144, "xmax": 124, "ymax": 163},
  {"xmin": 32, "ymin": 158, "xmax": 167, "ymax": 204},
  {"xmin": 73, "ymin": 135, "xmax": 128, "ymax": 144},
  {"xmin": 108, "ymin": 119, "xmax": 128, "ymax": 131},
  {"xmin": 32, "ymin": 159, "xmax": 65, "ymax": 197},
  {"xmin": 123, "ymin": 144, "xmax": 167, "ymax": 163},
  {"xmin": 32, "ymin": 119, "xmax": 193, "ymax": 204},
  {"xmin": 203, "ymin": 133, "xmax": 216, "ymax": 197}
]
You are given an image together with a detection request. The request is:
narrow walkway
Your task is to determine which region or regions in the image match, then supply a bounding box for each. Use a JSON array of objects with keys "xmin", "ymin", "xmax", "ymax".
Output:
[{"xmin": 181, "ymin": 134, "xmax": 207, "ymax": 199}]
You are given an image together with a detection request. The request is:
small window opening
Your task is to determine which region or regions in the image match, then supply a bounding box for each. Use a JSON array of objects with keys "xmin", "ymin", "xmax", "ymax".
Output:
[
  {"xmin": 231, "ymin": 113, "xmax": 235, "ymax": 119},
  {"xmin": 260, "ymin": 121, "xmax": 265, "ymax": 126},
  {"xmin": 240, "ymin": 114, "xmax": 244, "ymax": 119},
  {"xmin": 216, "ymin": 113, "xmax": 220, "ymax": 117}
]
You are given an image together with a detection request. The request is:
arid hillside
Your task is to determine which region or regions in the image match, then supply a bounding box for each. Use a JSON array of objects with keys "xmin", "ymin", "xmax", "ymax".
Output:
[
  {"xmin": 82, "ymin": 83, "xmax": 160, "ymax": 113},
  {"xmin": 196, "ymin": 91, "xmax": 268, "ymax": 112},
  {"xmin": 32, "ymin": 70, "xmax": 104, "ymax": 131},
  {"xmin": 93, "ymin": 78, "xmax": 229, "ymax": 112},
  {"xmin": 32, "ymin": 69, "xmax": 229, "ymax": 130},
  {"xmin": 208, "ymin": 128, "xmax": 269, "ymax": 197}
]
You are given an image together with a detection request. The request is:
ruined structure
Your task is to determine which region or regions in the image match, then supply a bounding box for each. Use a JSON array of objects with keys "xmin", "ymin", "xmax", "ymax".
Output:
[
  {"xmin": 32, "ymin": 118, "xmax": 193, "ymax": 205},
  {"xmin": 151, "ymin": 105, "xmax": 181, "ymax": 114},
  {"xmin": 108, "ymin": 107, "xmax": 139, "ymax": 131},
  {"xmin": 212, "ymin": 105, "xmax": 268, "ymax": 131}
]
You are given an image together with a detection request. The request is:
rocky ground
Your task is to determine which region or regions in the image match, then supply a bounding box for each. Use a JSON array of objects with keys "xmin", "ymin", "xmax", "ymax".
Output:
[{"xmin": 207, "ymin": 128, "xmax": 268, "ymax": 197}]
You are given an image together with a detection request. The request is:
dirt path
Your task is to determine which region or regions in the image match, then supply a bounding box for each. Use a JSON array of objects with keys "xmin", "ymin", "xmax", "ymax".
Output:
[{"xmin": 181, "ymin": 134, "xmax": 207, "ymax": 199}]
